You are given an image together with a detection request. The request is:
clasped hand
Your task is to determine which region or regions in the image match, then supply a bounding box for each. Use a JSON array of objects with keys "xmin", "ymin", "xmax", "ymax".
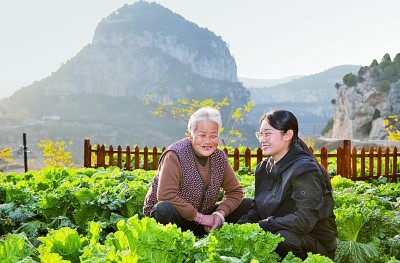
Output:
[{"xmin": 202, "ymin": 214, "xmax": 222, "ymax": 233}]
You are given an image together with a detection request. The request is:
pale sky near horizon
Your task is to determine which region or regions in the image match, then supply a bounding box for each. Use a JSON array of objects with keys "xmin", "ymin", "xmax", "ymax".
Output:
[{"xmin": 1, "ymin": 0, "xmax": 400, "ymax": 99}]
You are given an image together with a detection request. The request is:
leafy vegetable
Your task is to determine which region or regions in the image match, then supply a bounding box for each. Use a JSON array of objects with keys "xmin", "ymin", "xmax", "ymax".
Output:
[
  {"xmin": 388, "ymin": 235, "xmax": 400, "ymax": 260},
  {"xmin": 0, "ymin": 233, "xmax": 37, "ymax": 262},
  {"xmin": 195, "ymin": 223, "xmax": 283, "ymax": 262},
  {"xmin": 1, "ymin": 167, "xmax": 400, "ymax": 261},
  {"xmin": 334, "ymin": 240, "xmax": 379, "ymax": 263},
  {"xmin": 37, "ymin": 227, "xmax": 88, "ymax": 262},
  {"xmin": 116, "ymin": 215, "xmax": 196, "ymax": 262},
  {"xmin": 303, "ymin": 252, "xmax": 335, "ymax": 262}
]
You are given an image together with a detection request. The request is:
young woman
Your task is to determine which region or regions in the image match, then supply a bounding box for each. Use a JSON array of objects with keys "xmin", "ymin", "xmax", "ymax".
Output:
[
  {"xmin": 238, "ymin": 109, "xmax": 337, "ymax": 260},
  {"xmin": 143, "ymin": 106, "xmax": 251, "ymax": 236}
]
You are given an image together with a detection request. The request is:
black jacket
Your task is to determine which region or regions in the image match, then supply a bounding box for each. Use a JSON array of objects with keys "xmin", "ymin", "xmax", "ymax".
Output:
[{"xmin": 238, "ymin": 142, "xmax": 337, "ymax": 251}]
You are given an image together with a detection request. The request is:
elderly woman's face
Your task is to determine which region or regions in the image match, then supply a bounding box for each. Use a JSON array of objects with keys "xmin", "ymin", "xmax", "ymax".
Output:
[{"xmin": 190, "ymin": 119, "xmax": 219, "ymax": 157}]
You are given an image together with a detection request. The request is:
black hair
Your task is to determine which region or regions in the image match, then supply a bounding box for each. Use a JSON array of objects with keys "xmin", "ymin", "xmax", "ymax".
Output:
[
  {"xmin": 260, "ymin": 109, "xmax": 333, "ymax": 192},
  {"xmin": 259, "ymin": 109, "xmax": 298, "ymax": 146}
]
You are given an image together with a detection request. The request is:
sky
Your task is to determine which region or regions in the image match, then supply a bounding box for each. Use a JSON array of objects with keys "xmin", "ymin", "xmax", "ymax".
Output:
[{"xmin": 1, "ymin": 0, "xmax": 400, "ymax": 99}]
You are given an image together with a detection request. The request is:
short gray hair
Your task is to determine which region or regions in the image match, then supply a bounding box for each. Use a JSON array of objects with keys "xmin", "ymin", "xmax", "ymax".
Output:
[{"xmin": 188, "ymin": 107, "xmax": 222, "ymax": 135}]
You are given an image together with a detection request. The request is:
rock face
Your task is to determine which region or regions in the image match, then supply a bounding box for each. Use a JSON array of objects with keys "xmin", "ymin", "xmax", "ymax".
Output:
[
  {"xmin": 332, "ymin": 71, "xmax": 400, "ymax": 140},
  {"xmin": 43, "ymin": 1, "xmax": 246, "ymax": 104}
]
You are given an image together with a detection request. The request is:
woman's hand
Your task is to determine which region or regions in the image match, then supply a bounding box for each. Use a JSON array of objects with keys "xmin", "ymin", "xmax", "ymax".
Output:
[
  {"xmin": 201, "ymin": 214, "xmax": 215, "ymax": 232},
  {"xmin": 211, "ymin": 210, "xmax": 226, "ymax": 230},
  {"xmin": 211, "ymin": 214, "xmax": 223, "ymax": 230},
  {"xmin": 195, "ymin": 211, "xmax": 226, "ymax": 232}
]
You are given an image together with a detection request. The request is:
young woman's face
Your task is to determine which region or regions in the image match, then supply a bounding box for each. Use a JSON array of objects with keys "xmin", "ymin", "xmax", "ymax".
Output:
[
  {"xmin": 257, "ymin": 119, "xmax": 291, "ymax": 162},
  {"xmin": 190, "ymin": 119, "xmax": 219, "ymax": 157}
]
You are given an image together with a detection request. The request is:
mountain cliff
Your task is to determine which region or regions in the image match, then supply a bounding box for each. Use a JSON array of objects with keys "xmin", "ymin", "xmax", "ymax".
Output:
[
  {"xmin": 42, "ymin": 1, "xmax": 245, "ymax": 103},
  {"xmin": 331, "ymin": 53, "xmax": 400, "ymax": 140}
]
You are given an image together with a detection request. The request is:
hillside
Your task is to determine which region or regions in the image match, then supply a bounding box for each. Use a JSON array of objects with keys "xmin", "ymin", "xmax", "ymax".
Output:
[{"xmin": 246, "ymin": 65, "xmax": 361, "ymax": 136}]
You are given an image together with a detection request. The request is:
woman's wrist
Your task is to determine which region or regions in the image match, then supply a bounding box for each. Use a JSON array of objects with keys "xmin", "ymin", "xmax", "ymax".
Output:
[
  {"xmin": 212, "ymin": 210, "xmax": 225, "ymax": 224},
  {"xmin": 194, "ymin": 212, "xmax": 203, "ymax": 224}
]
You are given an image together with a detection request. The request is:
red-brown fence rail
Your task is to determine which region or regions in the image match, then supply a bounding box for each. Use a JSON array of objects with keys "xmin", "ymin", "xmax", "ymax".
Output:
[{"xmin": 84, "ymin": 139, "xmax": 399, "ymax": 182}]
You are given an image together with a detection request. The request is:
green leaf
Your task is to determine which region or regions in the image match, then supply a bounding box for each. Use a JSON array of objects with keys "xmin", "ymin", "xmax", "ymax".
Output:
[
  {"xmin": 0, "ymin": 234, "xmax": 36, "ymax": 262},
  {"xmin": 38, "ymin": 227, "xmax": 87, "ymax": 262},
  {"xmin": 39, "ymin": 252, "xmax": 71, "ymax": 263},
  {"xmin": 334, "ymin": 240, "xmax": 379, "ymax": 263},
  {"xmin": 303, "ymin": 252, "xmax": 334, "ymax": 262}
]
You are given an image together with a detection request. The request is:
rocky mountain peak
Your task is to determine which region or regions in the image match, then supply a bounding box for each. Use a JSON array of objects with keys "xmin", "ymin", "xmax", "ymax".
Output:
[
  {"xmin": 43, "ymin": 1, "xmax": 239, "ymax": 100},
  {"xmin": 331, "ymin": 53, "xmax": 400, "ymax": 140}
]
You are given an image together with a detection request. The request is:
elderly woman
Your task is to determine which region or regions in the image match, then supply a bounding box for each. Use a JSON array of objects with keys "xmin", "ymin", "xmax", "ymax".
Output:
[
  {"xmin": 143, "ymin": 106, "xmax": 251, "ymax": 236},
  {"xmin": 238, "ymin": 109, "xmax": 337, "ymax": 260}
]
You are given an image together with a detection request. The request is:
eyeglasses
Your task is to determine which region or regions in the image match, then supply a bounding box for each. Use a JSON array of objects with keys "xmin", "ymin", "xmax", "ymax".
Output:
[{"xmin": 255, "ymin": 131, "xmax": 282, "ymax": 140}]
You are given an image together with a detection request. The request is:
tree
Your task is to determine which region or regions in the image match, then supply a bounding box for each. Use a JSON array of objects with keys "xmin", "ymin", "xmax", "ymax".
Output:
[
  {"xmin": 383, "ymin": 65, "xmax": 395, "ymax": 81},
  {"xmin": 357, "ymin": 66, "xmax": 369, "ymax": 76},
  {"xmin": 37, "ymin": 139, "xmax": 75, "ymax": 168},
  {"xmin": 377, "ymin": 79, "xmax": 391, "ymax": 93},
  {"xmin": 384, "ymin": 115, "xmax": 400, "ymax": 141},
  {"xmin": 0, "ymin": 147, "xmax": 13, "ymax": 171},
  {"xmin": 145, "ymin": 97, "xmax": 254, "ymax": 146},
  {"xmin": 380, "ymin": 53, "xmax": 392, "ymax": 66},
  {"xmin": 343, "ymin": 73, "xmax": 357, "ymax": 87},
  {"xmin": 370, "ymin": 59, "xmax": 379, "ymax": 67}
]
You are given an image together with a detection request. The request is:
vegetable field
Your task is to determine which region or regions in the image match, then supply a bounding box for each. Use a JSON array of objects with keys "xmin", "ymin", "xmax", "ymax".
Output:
[{"xmin": 0, "ymin": 167, "xmax": 399, "ymax": 262}]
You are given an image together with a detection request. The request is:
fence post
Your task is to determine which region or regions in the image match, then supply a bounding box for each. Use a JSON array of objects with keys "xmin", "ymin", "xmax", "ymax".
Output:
[
  {"xmin": 360, "ymin": 147, "xmax": 366, "ymax": 180},
  {"xmin": 152, "ymin": 147, "xmax": 159, "ymax": 170},
  {"xmin": 117, "ymin": 145, "xmax": 123, "ymax": 168},
  {"xmin": 384, "ymin": 147, "xmax": 390, "ymax": 177},
  {"xmin": 143, "ymin": 147, "xmax": 149, "ymax": 170},
  {"xmin": 84, "ymin": 139, "xmax": 91, "ymax": 168},
  {"xmin": 108, "ymin": 145, "xmax": 114, "ymax": 167},
  {"xmin": 244, "ymin": 148, "xmax": 251, "ymax": 171},
  {"xmin": 233, "ymin": 148, "xmax": 240, "ymax": 171},
  {"xmin": 98, "ymin": 145, "xmax": 105, "ymax": 168},
  {"xmin": 320, "ymin": 147, "xmax": 328, "ymax": 170},
  {"xmin": 126, "ymin": 146, "xmax": 131, "ymax": 170},
  {"xmin": 351, "ymin": 147, "xmax": 358, "ymax": 180},
  {"xmin": 22, "ymin": 133, "xmax": 28, "ymax": 172},
  {"xmin": 134, "ymin": 146, "xmax": 140, "ymax": 169},
  {"xmin": 256, "ymin": 148, "xmax": 263, "ymax": 165},
  {"xmin": 343, "ymin": 140, "xmax": 351, "ymax": 178},
  {"xmin": 377, "ymin": 147, "xmax": 382, "ymax": 177},
  {"xmin": 393, "ymin": 146, "xmax": 398, "ymax": 182},
  {"xmin": 368, "ymin": 147, "xmax": 374, "ymax": 177},
  {"xmin": 336, "ymin": 147, "xmax": 343, "ymax": 176}
]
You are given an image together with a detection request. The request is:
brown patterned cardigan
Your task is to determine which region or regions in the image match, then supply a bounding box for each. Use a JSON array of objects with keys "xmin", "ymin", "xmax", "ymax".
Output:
[{"xmin": 143, "ymin": 138, "xmax": 243, "ymax": 221}]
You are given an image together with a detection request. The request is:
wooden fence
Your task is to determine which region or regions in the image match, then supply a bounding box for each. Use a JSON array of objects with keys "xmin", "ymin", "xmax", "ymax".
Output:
[{"xmin": 84, "ymin": 139, "xmax": 399, "ymax": 181}]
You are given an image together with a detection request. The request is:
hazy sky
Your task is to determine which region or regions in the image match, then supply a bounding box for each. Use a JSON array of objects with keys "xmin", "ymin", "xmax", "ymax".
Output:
[{"xmin": 1, "ymin": 0, "xmax": 400, "ymax": 99}]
